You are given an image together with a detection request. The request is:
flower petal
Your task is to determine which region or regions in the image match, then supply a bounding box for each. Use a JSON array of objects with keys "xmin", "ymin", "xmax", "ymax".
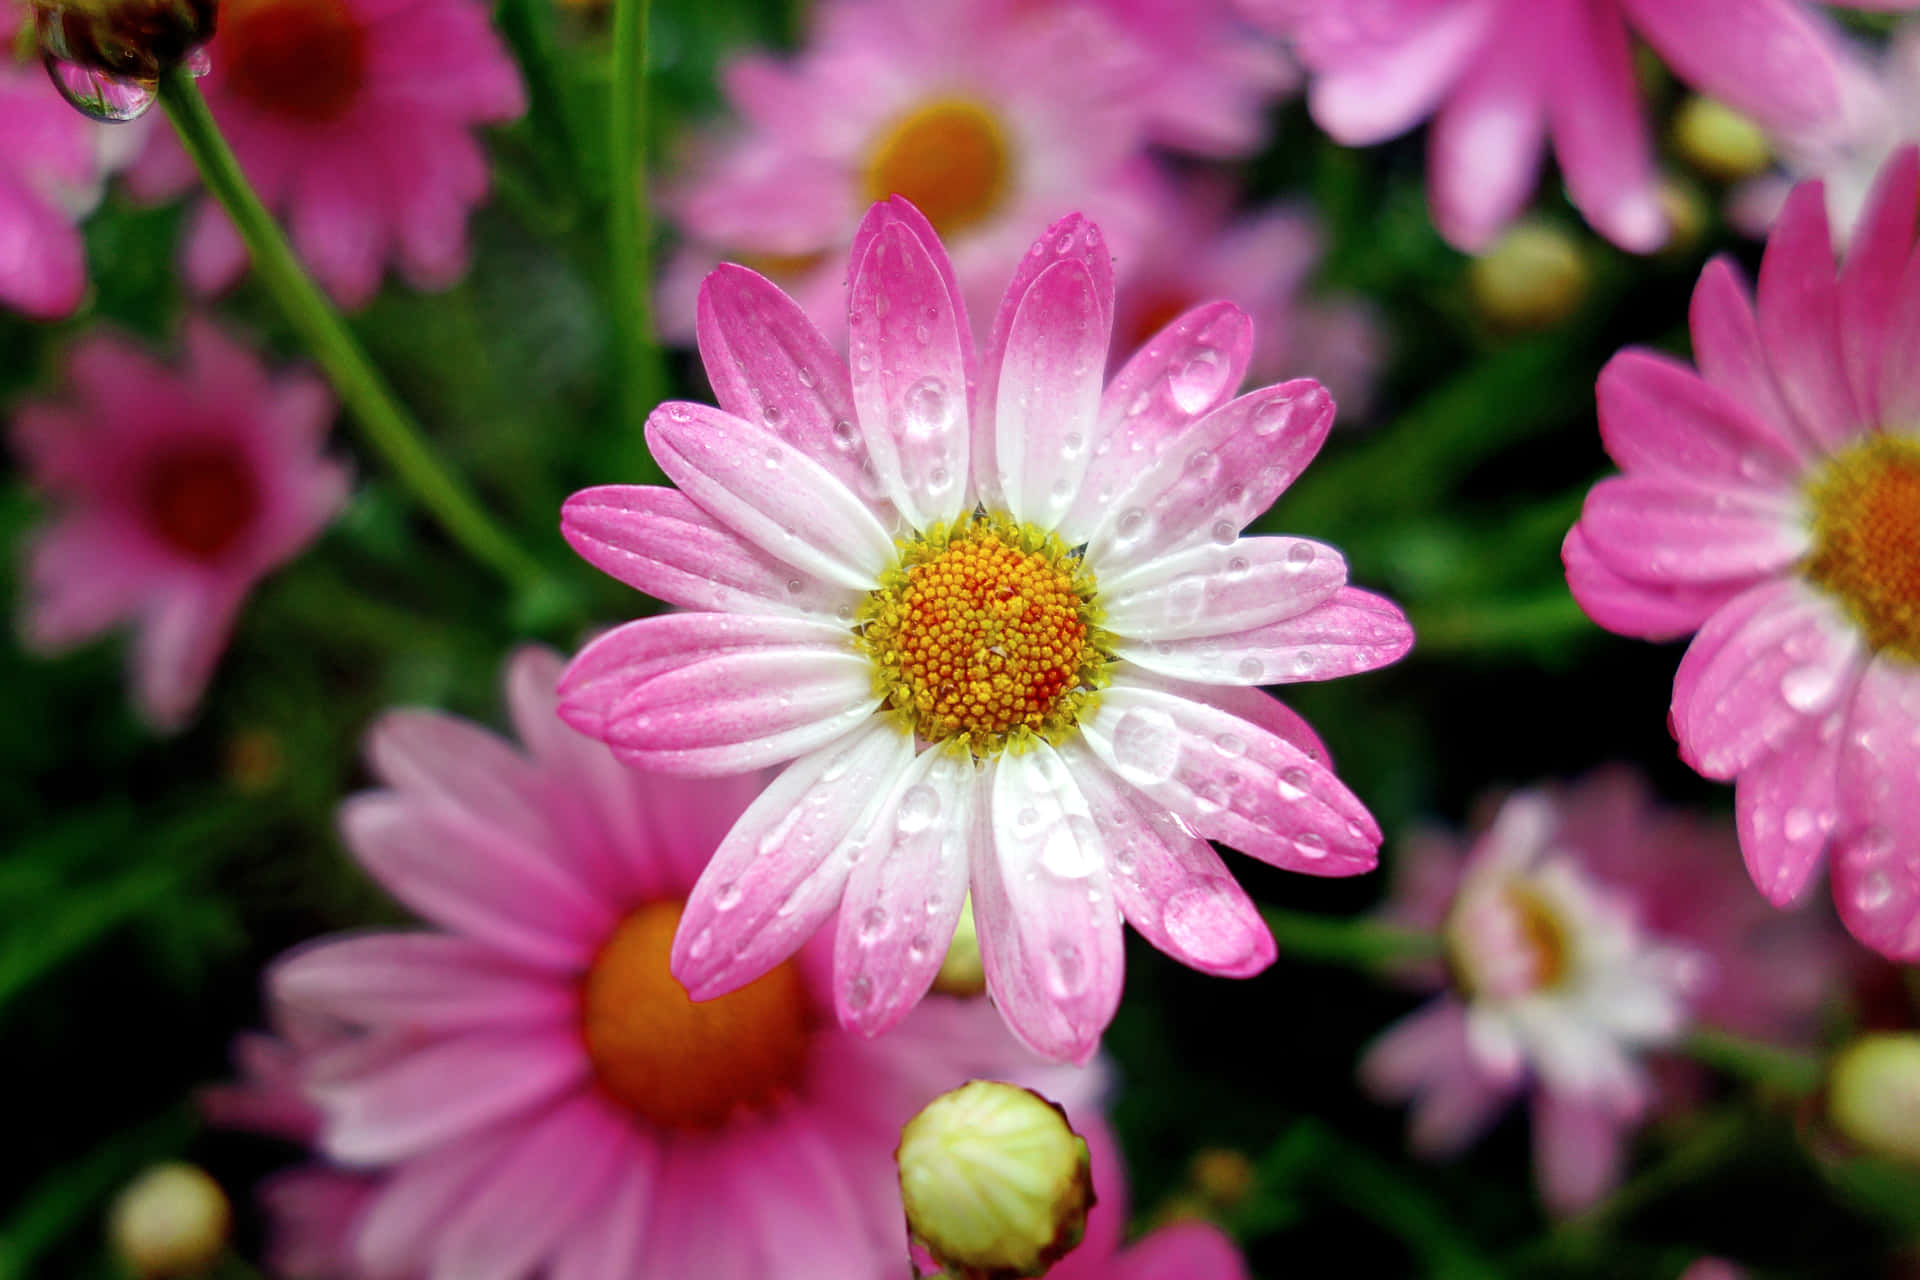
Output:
[
  {"xmin": 1101, "ymin": 537, "xmax": 1348, "ymax": 642},
  {"xmin": 1303, "ymin": 0, "xmax": 1498, "ymax": 145},
  {"xmin": 673, "ymin": 720, "xmax": 915, "ymax": 1000},
  {"xmin": 1735, "ymin": 708, "xmax": 1845, "ymax": 907},
  {"xmin": 364, "ymin": 708, "xmax": 554, "ymax": 852},
  {"xmin": 848, "ymin": 215, "xmax": 973, "ymax": 529},
  {"xmin": 270, "ymin": 933, "xmax": 575, "ymax": 1032},
  {"xmin": 1115, "ymin": 586, "xmax": 1413, "ymax": 686},
  {"xmin": 550, "ymin": 1137, "xmax": 658, "ymax": 1280},
  {"xmin": 645, "ymin": 401, "xmax": 895, "ymax": 589},
  {"xmin": 1086, "ymin": 379, "xmax": 1335, "ymax": 578},
  {"xmin": 1060, "ymin": 739, "xmax": 1273, "ymax": 978},
  {"xmin": 1837, "ymin": 148, "xmax": 1919, "ymax": 423},
  {"xmin": 1690, "ymin": 257, "xmax": 1805, "ymax": 458},
  {"xmin": 1621, "ymin": 0, "xmax": 1843, "ymax": 131},
  {"xmin": 1757, "ymin": 180, "xmax": 1862, "ymax": 453},
  {"xmin": 1079, "ymin": 681, "xmax": 1380, "ymax": 876},
  {"xmin": 562, "ymin": 485, "xmax": 860, "ymax": 620},
  {"xmin": 834, "ymin": 746, "xmax": 974, "ymax": 1038},
  {"xmin": 1562, "ymin": 523, "xmax": 1751, "ymax": 641},
  {"xmin": 1426, "ymin": 17, "xmax": 1546, "ymax": 252},
  {"xmin": 993, "ymin": 258, "xmax": 1110, "ymax": 532},
  {"xmin": 351, "ymin": 1125, "xmax": 519, "ymax": 1276},
  {"xmin": 733, "ymin": 1117, "xmax": 884, "ymax": 1280},
  {"xmin": 1596, "ymin": 350, "xmax": 1802, "ymax": 490},
  {"xmin": 132, "ymin": 585, "xmax": 242, "ymax": 732},
  {"xmin": 1530, "ymin": 1091, "xmax": 1627, "ymax": 1218},
  {"xmin": 1577, "ymin": 474, "xmax": 1806, "ymax": 585},
  {"xmin": 1546, "ymin": 0, "xmax": 1664, "ymax": 252},
  {"xmin": 636, "ymin": 1138, "xmax": 758, "ymax": 1280},
  {"xmin": 1832, "ymin": 656, "xmax": 1920, "ymax": 961}
]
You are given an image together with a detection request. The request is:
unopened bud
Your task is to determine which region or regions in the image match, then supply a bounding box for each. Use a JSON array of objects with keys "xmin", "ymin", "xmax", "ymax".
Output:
[
  {"xmin": 1829, "ymin": 1033, "xmax": 1920, "ymax": 1165},
  {"xmin": 1189, "ymin": 1147, "xmax": 1255, "ymax": 1211},
  {"xmin": 1672, "ymin": 96, "xmax": 1772, "ymax": 183},
  {"xmin": 1467, "ymin": 221, "xmax": 1590, "ymax": 332},
  {"xmin": 109, "ymin": 1162, "xmax": 231, "ymax": 1279},
  {"xmin": 933, "ymin": 896, "xmax": 985, "ymax": 997},
  {"xmin": 897, "ymin": 1080, "xmax": 1094, "ymax": 1279}
]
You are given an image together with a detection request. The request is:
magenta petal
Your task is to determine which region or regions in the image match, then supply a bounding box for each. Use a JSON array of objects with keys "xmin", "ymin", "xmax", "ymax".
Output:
[
  {"xmin": 270, "ymin": 932, "xmax": 575, "ymax": 1032},
  {"xmin": 833, "ymin": 746, "xmax": 973, "ymax": 1038},
  {"xmin": 1735, "ymin": 713, "xmax": 1844, "ymax": 907},
  {"xmin": 1305, "ymin": 0, "xmax": 1496, "ymax": 145},
  {"xmin": 313, "ymin": 1026, "xmax": 587, "ymax": 1164},
  {"xmin": 1562, "ymin": 523, "xmax": 1748, "ymax": 641},
  {"xmin": 1530, "ymin": 1091, "xmax": 1626, "ymax": 1218},
  {"xmin": 732, "ymin": 1118, "xmax": 883, "ymax": 1280},
  {"xmin": 1087, "ymin": 379, "xmax": 1335, "ymax": 577},
  {"xmin": 1671, "ymin": 579, "xmax": 1863, "ymax": 779},
  {"xmin": 992, "ymin": 258, "xmax": 1110, "ymax": 532},
  {"xmin": 1689, "ymin": 258, "xmax": 1806, "ymax": 456},
  {"xmin": 1116, "ymin": 586, "xmax": 1413, "ymax": 686},
  {"xmin": 1596, "ymin": 350, "xmax": 1802, "ymax": 490},
  {"xmin": 1062, "ymin": 740, "xmax": 1273, "ymax": 978},
  {"xmin": 1578, "ymin": 474, "xmax": 1805, "ymax": 585},
  {"xmin": 1832, "ymin": 656, "xmax": 1920, "ymax": 961},
  {"xmin": 848, "ymin": 218, "xmax": 973, "ymax": 529},
  {"xmin": 550, "ymin": 1135, "xmax": 658, "ymax": 1280},
  {"xmin": 1101, "ymin": 536, "xmax": 1347, "ymax": 641},
  {"xmin": 1546, "ymin": 0, "xmax": 1664, "ymax": 252},
  {"xmin": 673, "ymin": 721, "xmax": 914, "ymax": 1000},
  {"xmin": 1620, "ymin": 0, "xmax": 1843, "ymax": 132},
  {"xmin": 1360, "ymin": 999, "xmax": 1468, "ymax": 1101},
  {"xmin": 1837, "ymin": 149, "xmax": 1919, "ymax": 423},
  {"xmin": 1875, "ymin": 251, "xmax": 1920, "ymax": 432},
  {"xmin": 365, "ymin": 708, "xmax": 555, "ymax": 852},
  {"xmin": 0, "ymin": 174, "xmax": 85, "ymax": 319},
  {"xmin": 1106, "ymin": 1222, "xmax": 1250, "ymax": 1280},
  {"xmin": 132, "ymin": 586, "xmax": 242, "ymax": 731},
  {"xmin": 1080, "ymin": 681, "xmax": 1380, "ymax": 876},
  {"xmin": 351, "ymin": 1126, "xmax": 519, "ymax": 1276},
  {"xmin": 637, "ymin": 1138, "xmax": 759, "ymax": 1279},
  {"xmin": 562, "ymin": 485, "xmax": 860, "ymax": 620},
  {"xmin": 645, "ymin": 401, "xmax": 895, "ymax": 589},
  {"xmin": 1426, "ymin": 22, "xmax": 1546, "ymax": 253},
  {"xmin": 1757, "ymin": 181, "xmax": 1863, "ymax": 453}
]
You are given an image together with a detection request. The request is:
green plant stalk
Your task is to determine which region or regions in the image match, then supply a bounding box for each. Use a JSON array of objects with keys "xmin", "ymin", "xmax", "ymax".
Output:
[
  {"xmin": 607, "ymin": 0, "xmax": 668, "ymax": 471},
  {"xmin": 1684, "ymin": 1027, "xmax": 1825, "ymax": 1097},
  {"xmin": 156, "ymin": 68, "xmax": 549, "ymax": 596},
  {"xmin": 1261, "ymin": 908, "xmax": 1443, "ymax": 967}
]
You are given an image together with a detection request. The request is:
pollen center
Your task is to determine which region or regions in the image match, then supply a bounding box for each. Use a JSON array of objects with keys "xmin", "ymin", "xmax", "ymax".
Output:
[
  {"xmin": 220, "ymin": 0, "xmax": 368, "ymax": 125},
  {"xmin": 1804, "ymin": 433, "xmax": 1920, "ymax": 661},
  {"xmin": 857, "ymin": 514, "xmax": 1106, "ymax": 753},
  {"xmin": 580, "ymin": 901, "xmax": 811, "ymax": 1131},
  {"xmin": 862, "ymin": 99, "xmax": 1012, "ymax": 237},
  {"xmin": 140, "ymin": 443, "xmax": 260, "ymax": 561},
  {"xmin": 1448, "ymin": 884, "xmax": 1572, "ymax": 1002}
]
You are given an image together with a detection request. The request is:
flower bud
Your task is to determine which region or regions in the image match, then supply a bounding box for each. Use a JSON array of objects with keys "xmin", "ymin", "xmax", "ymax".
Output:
[
  {"xmin": 897, "ymin": 1080, "xmax": 1093, "ymax": 1279},
  {"xmin": 1467, "ymin": 220, "xmax": 1590, "ymax": 333},
  {"xmin": 31, "ymin": 0, "xmax": 216, "ymax": 82},
  {"xmin": 1671, "ymin": 96, "xmax": 1772, "ymax": 183},
  {"xmin": 109, "ymin": 1162, "xmax": 232, "ymax": 1279},
  {"xmin": 1189, "ymin": 1147, "xmax": 1256, "ymax": 1211},
  {"xmin": 1828, "ymin": 1033, "xmax": 1920, "ymax": 1165},
  {"xmin": 933, "ymin": 896, "xmax": 986, "ymax": 997}
]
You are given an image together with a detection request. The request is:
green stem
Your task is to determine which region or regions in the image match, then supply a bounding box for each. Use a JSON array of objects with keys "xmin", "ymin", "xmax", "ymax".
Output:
[
  {"xmin": 1261, "ymin": 908, "xmax": 1443, "ymax": 968},
  {"xmin": 1684, "ymin": 1028, "xmax": 1825, "ymax": 1098},
  {"xmin": 1406, "ymin": 589, "xmax": 1595, "ymax": 660},
  {"xmin": 156, "ymin": 68, "xmax": 550, "ymax": 596},
  {"xmin": 607, "ymin": 0, "xmax": 667, "ymax": 469}
]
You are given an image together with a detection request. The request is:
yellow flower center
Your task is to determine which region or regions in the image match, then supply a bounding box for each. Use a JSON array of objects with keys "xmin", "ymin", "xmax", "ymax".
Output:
[
  {"xmin": 1448, "ymin": 884, "xmax": 1572, "ymax": 1001},
  {"xmin": 862, "ymin": 99, "xmax": 1012, "ymax": 238},
  {"xmin": 220, "ymin": 0, "xmax": 368, "ymax": 125},
  {"xmin": 856, "ymin": 514, "xmax": 1108, "ymax": 754},
  {"xmin": 1804, "ymin": 433, "xmax": 1920, "ymax": 661},
  {"xmin": 579, "ymin": 901, "xmax": 811, "ymax": 1131}
]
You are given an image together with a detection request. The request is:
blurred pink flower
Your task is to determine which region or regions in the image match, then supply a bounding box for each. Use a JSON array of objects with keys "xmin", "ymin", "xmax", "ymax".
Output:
[
  {"xmin": 1112, "ymin": 180, "xmax": 1385, "ymax": 420},
  {"xmin": 1244, "ymin": 0, "xmax": 1914, "ymax": 252},
  {"xmin": 267, "ymin": 647, "xmax": 1102, "ymax": 1278},
  {"xmin": 0, "ymin": 0, "xmax": 134, "ymax": 317},
  {"xmin": 10, "ymin": 319, "xmax": 347, "ymax": 729},
  {"xmin": 1564, "ymin": 150, "xmax": 1920, "ymax": 962},
  {"xmin": 1086, "ymin": 0, "xmax": 1298, "ymax": 158},
  {"xmin": 560, "ymin": 200, "xmax": 1412, "ymax": 1064},
  {"xmin": 658, "ymin": 0, "xmax": 1158, "ymax": 343},
  {"xmin": 127, "ymin": 0, "xmax": 525, "ymax": 307},
  {"xmin": 1049, "ymin": 1114, "xmax": 1250, "ymax": 1280}
]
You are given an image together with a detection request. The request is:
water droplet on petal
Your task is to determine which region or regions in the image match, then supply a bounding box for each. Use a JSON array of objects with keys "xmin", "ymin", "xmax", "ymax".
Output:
[
  {"xmin": 46, "ymin": 57, "xmax": 157, "ymax": 121},
  {"xmin": 1276, "ymin": 768, "xmax": 1310, "ymax": 801},
  {"xmin": 902, "ymin": 375, "xmax": 951, "ymax": 439},
  {"xmin": 859, "ymin": 905, "xmax": 889, "ymax": 942},
  {"xmin": 1236, "ymin": 656, "xmax": 1265, "ymax": 681},
  {"xmin": 1781, "ymin": 664, "xmax": 1840, "ymax": 713},
  {"xmin": 1285, "ymin": 542, "xmax": 1317, "ymax": 570},
  {"xmin": 714, "ymin": 879, "xmax": 743, "ymax": 910},
  {"xmin": 846, "ymin": 973, "xmax": 874, "ymax": 1011},
  {"xmin": 897, "ymin": 783, "xmax": 941, "ymax": 833},
  {"xmin": 1293, "ymin": 832, "xmax": 1328, "ymax": 861},
  {"xmin": 1168, "ymin": 347, "xmax": 1227, "ymax": 415},
  {"xmin": 1046, "ymin": 939, "xmax": 1088, "ymax": 996},
  {"xmin": 1108, "ymin": 707, "xmax": 1181, "ymax": 785}
]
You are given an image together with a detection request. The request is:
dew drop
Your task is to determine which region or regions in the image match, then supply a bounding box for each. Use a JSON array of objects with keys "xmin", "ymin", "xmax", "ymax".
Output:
[
  {"xmin": 1252, "ymin": 397, "xmax": 1300, "ymax": 437},
  {"xmin": 1236, "ymin": 656, "xmax": 1265, "ymax": 681},
  {"xmin": 1780, "ymin": 664, "xmax": 1839, "ymax": 713},
  {"xmin": 687, "ymin": 925, "xmax": 714, "ymax": 959},
  {"xmin": 1168, "ymin": 347, "xmax": 1227, "ymax": 415},
  {"xmin": 846, "ymin": 973, "xmax": 874, "ymax": 1011},
  {"xmin": 1293, "ymin": 832, "xmax": 1328, "ymax": 861},
  {"xmin": 858, "ymin": 906, "xmax": 889, "ymax": 942},
  {"xmin": 796, "ymin": 366, "xmax": 817, "ymax": 388},
  {"xmin": 761, "ymin": 403, "xmax": 784, "ymax": 427},
  {"xmin": 44, "ymin": 57, "xmax": 156, "ymax": 122},
  {"xmin": 714, "ymin": 879, "xmax": 743, "ymax": 910},
  {"xmin": 1213, "ymin": 733, "xmax": 1246, "ymax": 758},
  {"xmin": 1276, "ymin": 768, "xmax": 1310, "ymax": 801},
  {"xmin": 831, "ymin": 419, "xmax": 860, "ymax": 450},
  {"xmin": 1114, "ymin": 507, "xmax": 1149, "ymax": 543},
  {"xmin": 1210, "ymin": 519, "xmax": 1235, "ymax": 546},
  {"xmin": 785, "ymin": 578, "xmax": 804, "ymax": 595},
  {"xmin": 1284, "ymin": 542, "xmax": 1317, "ymax": 570},
  {"xmin": 1108, "ymin": 707, "xmax": 1181, "ymax": 785},
  {"xmin": 896, "ymin": 783, "xmax": 941, "ymax": 833},
  {"xmin": 1226, "ymin": 555, "xmax": 1250, "ymax": 578},
  {"xmin": 1782, "ymin": 807, "xmax": 1819, "ymax": 842},
  {"xmin": 1046, "ymin": 939, "xmax": 1088, "ymax": 997},
  {"xmin": 902, "ymin": 376, "xmax": 951, "ymax": 439}
]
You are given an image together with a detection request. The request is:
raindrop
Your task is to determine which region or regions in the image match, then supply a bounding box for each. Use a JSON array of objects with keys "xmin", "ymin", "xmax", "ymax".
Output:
[
  {"xmin": 908, "ymin": 935, "xmax": 933, "ymax": 960},
  {"xmin": 1275, "ymin": 768, "xmax": 1310, "ymax": 801},
  {"xmin": 1284, "ymin": 542, "xmax": 1317, "ymax": 570},
  {"xmin": 1046, "ymin": 939, "xmax": 1088, "ymax": 997},
  {"xmin": 796, "ymin": 367, "xmax": 817, "ymax": 388},
  {"xmin": 831, "ymin": 419, "xmax": 860, "ymax": 449},
  {"xmin": 902, "ymin": 376, "xmax": 951, "ymax": 439},
  {"xmin": 1184, "ymin": 448, "xmax": 1221, "ymax": 481},
  {"xmin": 687, "ymin": 926, "xmax": 714, "ymax": 959},
  {"xmin": 762, "ymin": 403, "xmax": 784, "ymax": 427},
  {"xmin": 1293, "ymin": 832, "xmax": 1328, "ymax": 861},
  {"xmin": 859, "ymin": 906, "xmax": 889, "ymax": 942},
  {"xmin": 1782, "ymin": 807, "xmax": 1819, "ymax": 842},
  {"xmin": 1210, "ymin": 519, "xmax": 1235, "ymax": 546},
  {"xmin": 714, "ymin": 880, "xmax": 743, "ymax": 910},
  {"xmin": 1213, "ymin": 733, "xmax": 1246, "ymax": 758},
  {"xmin": 846, "ymin": 974, "xmax": 874, "ymax": 1011},
  {"xmin": 1063, "ymin": 431, "xmax": 1085, "ymax": 456},
  {"xmin": 1226, "ymin": 555, "xmax": 1250, "ymax": 578},
  {"xmin": 1113, "ymin": 507, "xmax": 1149, "ymax": 543},
  {"xmin": 1780, "ymin": 665, "xmax": 1838, "ymax": 713},
  {"xmin": 44, "ymin": 57, "xmax": 156, "ymax": 122},
  {"xmin": 896, "ymin": 783, "xmax": 941, "ymax": 833},
  {"xmin": 1168, "ymin": 347, "xmax": 1227, "ymax": 415},
  {"xmin": 1236, "ymin": 656, "xmax": 1265, "ymax": 681},
  {"xmin": 1108, "ymin": 707, "xmax": 1181, "ymax": 785},
  {"xmin": 929, "ymin": 465, "xmax": 952, "ymax": 491},
  {"xmin": 785, "ymin": 578, "xmax": 805, "ymax": 594},
  {"xmin": 1251, "ymin": 397, "xmax": 1298, "ymax": 437},
  {"xmin": 763, "ymin": 449, "xmax": 783, "ymax": 470}
]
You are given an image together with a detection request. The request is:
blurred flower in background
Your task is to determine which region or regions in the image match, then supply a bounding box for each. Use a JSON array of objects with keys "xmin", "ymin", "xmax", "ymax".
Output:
[{"xmin": 10, "ymin": 318, "xmax": 347, "ymax": 729}]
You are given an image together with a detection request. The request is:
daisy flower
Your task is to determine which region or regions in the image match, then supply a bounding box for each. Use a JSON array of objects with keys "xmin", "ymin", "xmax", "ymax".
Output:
[
  {"xmin": 267, "ymin": 647, "xmax": 1104, "ymax": 1278},
  {"xmin": 1242, "ymin": 0, "xmax": 1917, "ymax": 252},
  {"xmin": 1564, "ymin": 148, "xmax": 1920, "ymax": 961},
  {"xmin": 657, "ymin": 0, "xmax": 1157, "ymax": 344},
  {"xmin": 10, "ymin": 318, "xmax": 348, "ymax": 729},
  {"xmin": 126, "ymin": 0, "xmax": 525, "ymax": 307},
  {"xmin": 1361, "ymin": 786, "xmax": 1709, "ymax": 1216},
  {"xmin": 559, "ymin": 199, "xmax": 1413, "ymax": 1063}
]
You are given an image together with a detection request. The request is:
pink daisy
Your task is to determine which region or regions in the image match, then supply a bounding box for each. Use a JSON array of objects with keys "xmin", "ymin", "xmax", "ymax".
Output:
[
  {"xmin": 0, "ymin": 0, "xmax": 129, "ymax": 317},
  {"xmin": 1361, "ymin": 785, "xmax": 1713, "ymax": 1216},
  {"xmin": 658, "ymin": 0, "xmax": 1158, "ymax": 344},
  {"xmin": 267, "ymin": 646, "xmax": 1103, "ymax": 1278},
  {"xmin": 1113, "ymin": 179, "xmax": 1385, "ymax": 420},
  {"xmin": 10, "ymin": 318, "xmax": 348, "ymax": 729},
  {"xmin": 1050, "ymin": 1113, "xmax": 1251, "ymax": 1280},
  {"xmin": 559, "ymin": 199, "xmax": 1414, "ymax": 1064},
  {"xmin": 1564, "ymin": 148, "xmax": 1920, "ymax": 962},
  {"xmin": 1087, "ymin": 0, "xmax": 1299, "ymax": 158},
  {"xmin": 126, "ymin": 0, "xmax": 525, "ymax": 307},
  {"xmin": 1243, "ymin": 0, "xmax": 1918, "ymax": 252}
]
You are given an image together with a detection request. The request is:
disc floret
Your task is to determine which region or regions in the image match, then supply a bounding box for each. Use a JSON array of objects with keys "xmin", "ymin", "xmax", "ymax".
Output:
[{"xmin": 1804, "ymin": 432, "xmax": 1920, "ymax": 662}]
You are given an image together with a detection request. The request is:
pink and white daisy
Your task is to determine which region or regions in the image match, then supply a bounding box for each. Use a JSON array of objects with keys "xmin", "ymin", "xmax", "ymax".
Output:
[
  {"xmin": 1050, "ymin": 1113, "xmax": 1250, "ymax": 1280},
  {"xmin": 1362, "ymin": 785, "xmax": 1710, "ymax": 1216},
  {"xmin": 267, "ymin": 646, "xmax": 1103, "ymax": 1278},
  {"xmin": 559, "ymin": 199, "xmax": 1414, "ymax": 1064},
  {"xmin": 0, "ymin": 0, "xmax": 130, "ymax": 317},
  {"xmin": 1243, "ymin": 0, "xmax": 1919, "ymax": 252},
  {"xmin": 658, "ymin": 0, "xmax": 1158, "ymax": 344},
  {"xmin": 10, "ymin": 318, "xmax": 348, "ymax": 729},
  {"xmin": 1112, "ymin": 180, "xmax": 1385, "ymax": 420},
  {"xmin": 126, "ymin": 0, "xmax": 525, "ymax": 307},
  {"xmin": 1087, "ymin": 0, "xmax": 1298, "ymax": 159},
  {"xmin": 1564, "ymin": 148, "xmax": 1920, "ymax": 962}
]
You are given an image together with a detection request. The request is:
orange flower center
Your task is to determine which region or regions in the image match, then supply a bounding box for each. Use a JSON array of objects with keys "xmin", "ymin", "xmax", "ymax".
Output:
[
  {"xmin": 1448, "ymin": 884, "xmax": 1572, "ymax": 1001},
  {"xmin": 579, "ymin": 901, "xmax": 811, "ymax": 1131},
  {"xmin": 140, "ymin": 443, "xmax": 260, "ymax": 560},
  {"xmin": 857, "ymin": 516, "xmax": 1104, "ymax": 751},
  {"xmin": 219, "ymin": 0, "xmax": 368, "ymax": 125},
  {"xmin": 1805, "ymin": 433, "xmax": 1920, "ymax": 661},
  {"xmin": 862, "ymin": 99, "xmax": 1012, "ymax": 238}
]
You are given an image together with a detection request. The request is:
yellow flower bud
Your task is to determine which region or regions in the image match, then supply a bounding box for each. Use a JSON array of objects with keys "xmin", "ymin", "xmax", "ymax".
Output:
[
  {"xmin": 108, "ymin": 1162, "xmax": 232, "ymax": 1279},
  {"xmin": 1467, "ymin": 220, "xmax": 1591, "ymax": 333},
  {"xmin": 1829, "ymin": 1033, "xmax": 1920, "ymax": 1166},
  {"xmin": 1672, "ymin": 96, "xmax": 1772, "ymax": 183}
]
